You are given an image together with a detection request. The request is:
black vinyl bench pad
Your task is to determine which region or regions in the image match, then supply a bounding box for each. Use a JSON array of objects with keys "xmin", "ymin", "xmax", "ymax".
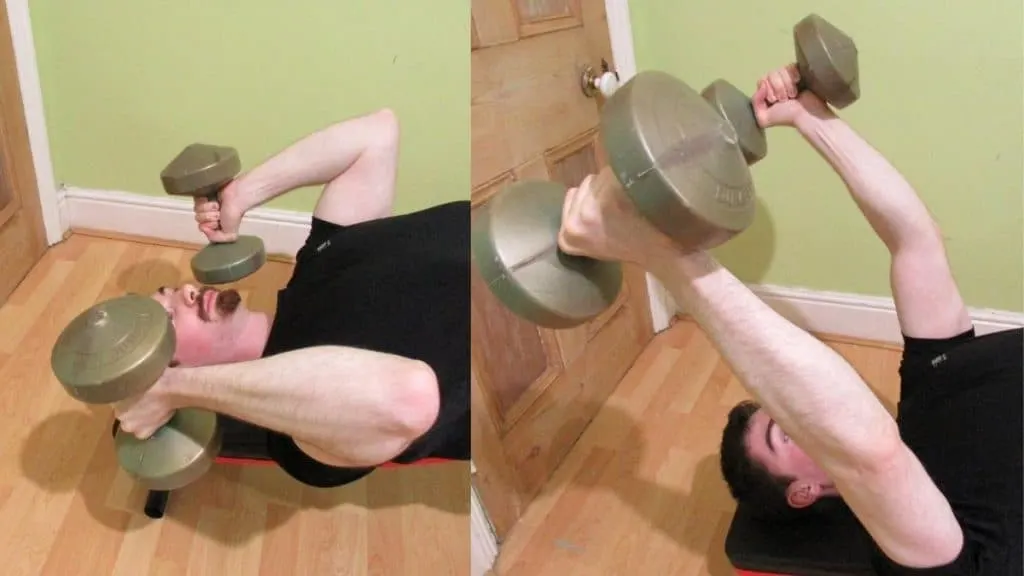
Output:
[{"xmin": 725, "ymin": 502, "xmax": 876, "ymax": 575}]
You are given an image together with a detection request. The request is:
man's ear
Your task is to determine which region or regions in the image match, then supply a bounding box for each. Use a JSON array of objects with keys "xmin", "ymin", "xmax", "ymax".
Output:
[{"xmin": 785, "ymin": 481, "xmax": 822, "ymax": 509}]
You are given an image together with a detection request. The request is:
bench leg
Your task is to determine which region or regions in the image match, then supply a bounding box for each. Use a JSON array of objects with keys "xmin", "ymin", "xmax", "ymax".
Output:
[{"xmin": 144, "ymin": 490, "xmax": 170, "ymax": 519}]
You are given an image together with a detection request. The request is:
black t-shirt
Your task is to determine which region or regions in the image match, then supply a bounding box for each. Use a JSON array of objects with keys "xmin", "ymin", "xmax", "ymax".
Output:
[
  {"xmin": 244, "ymin": 200, "xmax": 469, "ymax": 487},
  {"xmin": 870, "ymin": 327, "xmax": 1023, "ymax": 574}
]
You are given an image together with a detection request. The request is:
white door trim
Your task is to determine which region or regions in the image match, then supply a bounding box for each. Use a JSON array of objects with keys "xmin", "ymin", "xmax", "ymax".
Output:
[
  {"xmin": 5, "ymin": 0, "xmax": 64, "ymax": 245},
  {"xmin": 470, "ymin": 461, "xmax": 499, "ymax": 576},
  {"xmin": 604, "ymin": 0, "xmax": 676, "ymax": 332},
  {"xmin": 604, "ymin": 0, "xmax": 637, "ymax": 80}
]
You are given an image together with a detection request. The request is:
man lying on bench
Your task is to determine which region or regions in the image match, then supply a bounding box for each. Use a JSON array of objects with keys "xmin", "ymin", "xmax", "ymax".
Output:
[
  {"xmin": 557, "ymin": 64, "xmax": 1022, "ymax": 574},
  {"xmin": 112, "ymin": 109, "xmax": 469, "ymax": 489}
]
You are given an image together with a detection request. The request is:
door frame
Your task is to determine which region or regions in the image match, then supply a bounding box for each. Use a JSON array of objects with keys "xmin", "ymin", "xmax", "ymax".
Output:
[
  {"xmin": 471, "ymin": 0, "xmax": 675, "ymax": 569},
  {"xmin": 601, "ymin": 0, "xmax": 677, "ymax": 335},
  {"xmin": 5, "ymin": 0, "xmax": 64, "ymax": 246}
]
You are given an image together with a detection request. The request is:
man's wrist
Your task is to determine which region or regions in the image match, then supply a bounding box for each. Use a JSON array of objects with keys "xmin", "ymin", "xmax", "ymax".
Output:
[
  {"xmin": 792, "ymin": 105, "xmax": 838, "ymax": 137},
  {"xmin": 645, "ymin": 248, "xmax": 721, "ymax": 287},
  {"xmin": 229, "ymin": 171, "xmax": 274, "ymax": 214},
  {"xmin": 159, "ymin": 366, "xmax": 200, "ymax": 410}
]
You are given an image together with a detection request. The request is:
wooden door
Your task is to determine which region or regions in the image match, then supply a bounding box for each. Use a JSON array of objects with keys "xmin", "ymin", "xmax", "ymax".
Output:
[
  {"xmin": 470, "ymin": 0, "xmax": 655, "ymax": 540},
  {"xmin": 0, "ymin": 2, "xmax": 47, "ymax": 306}
]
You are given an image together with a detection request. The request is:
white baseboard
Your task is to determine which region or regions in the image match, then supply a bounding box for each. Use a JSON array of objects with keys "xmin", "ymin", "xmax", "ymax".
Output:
[
  {"xmin": 60, "ymin": 187, "xmax": 1024, "ymax": 345},
  {"xmin": 60, "ymin": 186, "xmax": 313, "ymax": 257},
  {"xmin": 673, "ymin": 284, "xmax": 1024, "ymax": 346},
  {"xmin": 6, "ymin": 0, "xmax": 63, "ymax": 245}
]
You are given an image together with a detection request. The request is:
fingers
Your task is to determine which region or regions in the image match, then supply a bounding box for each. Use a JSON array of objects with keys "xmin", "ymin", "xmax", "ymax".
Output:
[
  {"xmin": 752, "ymin": 81, "xmax": 771, "ymax": 126},
  {"xmin": 194, "ymin": 197, "xmax": 219, "ymax": 211},
  {"xmin": 558, "ymin": 174, "xmax": 595, "ymax": 255},
  {"xmin": 762, "ymin": 75, "xmax": 777, "ymax": 104},
  {"xmin": 756, "ymin": 65, "xmax": 801, "ymax": 106},
  {"xmin": 785, "ymin": 63, "xmax": 801, "ymax": 87},
  {"xmin": 561, "ymin": 184, "xmax": 578, "ymax": 230},
  {"xmin": 195, "ymin": 210, "xmax": 220, "ymax": 225},
  {"xmin": 116, "ymin": 412, "xmax": 173, "ymax": 440},
  {"xmin": 559, "ymin": 183, "xmax": 583, "ymax": 255},
  {"xmin": 770, "ymin": 63, "xmax": 801, "ymax": 100},
  {"xmin": 574, "ymin": 174, "xmax": 594, "ymax": 214},
  {"xmin": 194, "ymin": 197, "xmax": 220, "ymax": 226},
  {"xmin": 194, "ymin": 196, "xmax": 237, "ymax": 241},
  {"xmin": 776, "ymin": 68, "xmax": 796, "ymax": 99},
  {"xmin": 766, "ymin": 70, "xmax": 790, "ymax": 102}
]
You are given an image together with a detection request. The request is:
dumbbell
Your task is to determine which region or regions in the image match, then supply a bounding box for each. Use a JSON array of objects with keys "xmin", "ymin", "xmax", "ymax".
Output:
[
  {"xmin": 50, "ymin": 294, "xmax": 222, "ymax": 491},
  {"xmin": 473, "ymin": 15, "xmax": 859, "ymax": 329},
  {"xmin": 472, "ymin": 69, "xmax": 756, "ymax": 329},
  {"xmin": 160, "ymin": 144, "xmax": 267, "ymax": 285},
  {"xmin": 701, "ymin": 14, "xmax": 859, "ymax": 165}
]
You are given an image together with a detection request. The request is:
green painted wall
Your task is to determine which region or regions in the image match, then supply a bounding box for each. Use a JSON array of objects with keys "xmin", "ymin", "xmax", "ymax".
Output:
[
  {"xmin": 30, "ymin": 1, "xmax": 469, "ymax": 215},
  {"xmin": 630, "ymin": 1, "xmax": 1023, "ymax": 312}
]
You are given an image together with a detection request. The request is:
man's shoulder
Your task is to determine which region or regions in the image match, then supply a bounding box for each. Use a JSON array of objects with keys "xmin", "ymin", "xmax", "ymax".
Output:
[
  {"xmin": 951, "ymin": 327, "xmax": 1023, "ymax": 363},
  {"xmin": 299, "ymin": 200, "xmax": 468, "ymax": 256}
]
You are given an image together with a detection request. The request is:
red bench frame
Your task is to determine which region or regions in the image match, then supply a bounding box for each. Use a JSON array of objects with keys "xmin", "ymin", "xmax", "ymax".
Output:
[{"xmin": 214, "ymin": 455, "xmax": 455, "ymax": 468}]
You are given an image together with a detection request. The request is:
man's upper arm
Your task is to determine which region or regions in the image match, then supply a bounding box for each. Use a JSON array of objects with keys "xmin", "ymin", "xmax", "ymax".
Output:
[
  {"xmin": 890, "ymin": 239, "xmax": 973, "ymax": 340},
  {"xmin": 313, "ymin": 108, "xmax": 400, "ymax": 227},
  {"xmin": 836, "ymin": 440, "xmax": 965, "ymax": 569}
]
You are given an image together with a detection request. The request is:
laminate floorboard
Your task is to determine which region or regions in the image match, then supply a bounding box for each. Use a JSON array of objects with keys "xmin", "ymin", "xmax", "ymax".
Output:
[
  {"xmin": 0, "ymin": 233, "xmax": 470, "ymax": 576},
  {"xmin": 493, "ymin": 317, "xmax": 902, "ymax": 575}
]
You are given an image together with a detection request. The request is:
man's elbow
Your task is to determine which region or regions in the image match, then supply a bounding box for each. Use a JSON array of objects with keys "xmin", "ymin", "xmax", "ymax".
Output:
[
  {"xmin": 847, "ymin": 420, "xmax": 907, "ymax": 477},
  {"xmin": 392, "ymin": 360, "xmax": 440, "ymax": 441},
  {"xmin": 370, "ymin": 107, "xmax": 400, "ymax": 148}
]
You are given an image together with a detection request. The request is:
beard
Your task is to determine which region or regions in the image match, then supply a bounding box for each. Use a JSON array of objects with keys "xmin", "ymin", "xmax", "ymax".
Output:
[{"xmin": 197, "ymin": 286, "xmax": 242, "ymax": 322}]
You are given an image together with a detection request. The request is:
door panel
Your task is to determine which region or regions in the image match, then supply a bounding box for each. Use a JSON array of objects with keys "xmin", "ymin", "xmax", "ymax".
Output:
[
  {"xmin": 0, "ymin": 1, "xmax": 48, "ymax": 306},
  {"xmin": 516, "ymin": 0, "xmax": 581, "ymax": 37},
  {"xmin": 471, "ymin": 27, "xmax": 602, "ymax": 190},
  {"xmin": 471, "ymin": 0, "xmax": 655, "ymax": 540}
]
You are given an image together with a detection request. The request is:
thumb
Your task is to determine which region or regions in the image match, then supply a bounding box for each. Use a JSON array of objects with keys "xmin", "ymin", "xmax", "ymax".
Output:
[
  {"xmin": 208, "ymin": 229, "xmax": 239, "ymax": 243},
  {"xmin": 218, "ymin": 208, "xmax": 242, "ymax": 239},
  {"xmin": 199, "ymin": 221, "xmax": 237, "ymax": 243}
]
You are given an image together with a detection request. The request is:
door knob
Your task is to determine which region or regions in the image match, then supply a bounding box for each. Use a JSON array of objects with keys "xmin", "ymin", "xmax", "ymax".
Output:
[{"xmin": 581, "ymin": 59, "xmax": 620, "ymax": 98}]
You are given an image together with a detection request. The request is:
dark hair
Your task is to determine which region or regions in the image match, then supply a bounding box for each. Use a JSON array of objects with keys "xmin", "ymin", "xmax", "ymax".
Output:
[
  {"xmin": 719, "ymin": 400, "xmax": 802, "ymax": 521},
  {"xmin": 720, "ymin": 400, "xmax": 843, "ymax": 522}
]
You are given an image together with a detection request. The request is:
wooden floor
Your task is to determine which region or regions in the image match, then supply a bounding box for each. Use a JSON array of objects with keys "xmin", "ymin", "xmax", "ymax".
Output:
[
  {"xmin": 0, "ymin": 233, "xmax": 470, "ymax": 576},
  {"xmin": 492, "ymin": 317, "xmax": 902, "ymax": 576}
]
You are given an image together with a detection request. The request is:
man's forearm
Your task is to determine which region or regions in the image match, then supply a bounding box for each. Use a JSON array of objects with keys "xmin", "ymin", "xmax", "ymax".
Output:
[
  {"xmin": 649, "ymin": 250, "xmax": 899, "ymax": 475},
  {"xmin": 794, "ymin": 110, "xmax": 940, "ymax": 250},
  {"xmin": 162, "ymin": 346, "xmax": 440, "ymax": 467},
  {"xmin": 232, "ymin": 109, "xmax": 395, "ymax": 212}
]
